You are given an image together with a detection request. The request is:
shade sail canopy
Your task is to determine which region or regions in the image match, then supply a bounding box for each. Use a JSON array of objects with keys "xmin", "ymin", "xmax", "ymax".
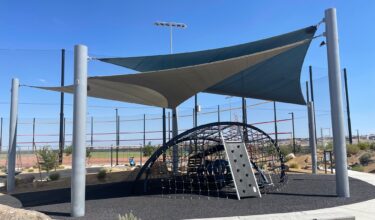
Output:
[{"xmin": 35, "ymin": 26, "xmax": 316, "ymax": 108}]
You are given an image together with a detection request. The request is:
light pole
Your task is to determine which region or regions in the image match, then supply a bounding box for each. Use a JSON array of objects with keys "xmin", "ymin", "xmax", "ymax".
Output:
[
  {"xmin": 289, "ymin": 112, "xmax": 296, "ymax": 154},
  {"xmin": 155, "ymin": 21, "xmax": 187, "ymax": 173},
  {"xmin": 225, "ymin": 96, "xmax": 233, "ymax": 121}
]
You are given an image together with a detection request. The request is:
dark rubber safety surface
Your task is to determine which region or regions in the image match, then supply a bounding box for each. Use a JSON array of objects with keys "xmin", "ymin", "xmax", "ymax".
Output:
[{"xmin": 6, "ymin": 174, "xmax": 375, "ymax": 220}]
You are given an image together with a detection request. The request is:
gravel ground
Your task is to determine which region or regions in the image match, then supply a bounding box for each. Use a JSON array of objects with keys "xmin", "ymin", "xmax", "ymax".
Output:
[{"xmin": 6, "ymin": 174, "xmax": 375, "ymax": 220}]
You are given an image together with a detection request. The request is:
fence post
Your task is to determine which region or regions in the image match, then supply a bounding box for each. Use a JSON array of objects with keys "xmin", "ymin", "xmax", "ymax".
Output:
[
  {"xmin": 141, "ymin": 114, "xmax": 145, "ymax": 166},
  {"xmin": 307, "ymin": 101, "xmax": 317, "ymax": 174},
  {"xmin": 172, "ymin": 108, "xmax": 179, "ymax": 174},
  {"xmin": 58, "ymin": 48, "xmax": 65, "ymax": 165},
  {"xmin": 32, "ymin": 118, "xmax": 36, "ymax": 151},
  {"xmin": 7, "ymin": 78, "xmax": 19, "ymax": 193},
  {"xmin": 71, "ymin": 44, "xmax": 88, "ymax": 217},
  {"xmin": 0, "ymin": 117, "xmax": 3, "ymax": 153},
  {"xmin": 162, "ymin": 108, "xmax": 166, "ymax": 161},
  {"xmin": 217, "ymin": 105, "xmax": 220, "ymax": 122},
  {"xmin": 90, "ymin": 116, "xmax": 93, "ymax": 146},
  {"xmin": 273, "ymin": 101, "xmax": 278, "ymax": 146}
]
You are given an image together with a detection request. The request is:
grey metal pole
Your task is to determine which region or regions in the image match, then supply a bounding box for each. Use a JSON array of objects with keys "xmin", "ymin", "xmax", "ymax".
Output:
[
  {"xmin": 325, "ymin": 8, "xmax": 350, "ymax": 197},
  {"xmin": 309, "ymin": 66, "xmax": 318, "ymax": 149},
  {"xmin": 217, "ymin": 105, "xmax": 220, "ymax": 122},
  {"xmin": 7, "ymin": 78, "xmax": 19, "ymax": 193},
  {"xmin": 58, "ymin": 49, "xmax": 65, "ymax": 165},
  {"xmin": 0, "ymin": 117, "xmax": 3, "ymax": 153},
  {"xmin": 32, "ymin": 118, "xmax": 36, "ymax": 151},
  {"xmin": 307, "ymin": 101, "xmax": 317, "ymax": 174},
  {"xmin": 194, "ymin": 94, "xmax": 198, "ymax": 127},
  {"xmin": 90, "ymin": 117, "xmax": 93, "ymax": 147},
  {"xmin": 141, "ymin": 114, "xmax": 146, "ymax": 166},
  {"xmin": 115, "ymin": 109, "xmax": 119, "ymax": 165},
  {"xmin": 273, "ymin": 101, "xmax": 278, "ymax": 146},
  {"xmin": 344, "ymin": 68, "xmax": 353, "ymax": 144},
  {"xmin": 168, "ymin": 112, "xmax": 171, "ymax": 141},
  {"xmin": 71, "ymin": 44, "xmax": 88, "ymax": 217},
  {"xmin": 162, "ymin": 108, "xmax": 166, "ymax": 161},
  {"xmin": 289, "ymin": 112, "xmax": 296, "ymax": 155},
  {"xmin": 305, "ymin": 81, "xmax": 310, "ymax": 102},
  {"xmin": 356, "ymin": 129, "xmax": 360, "ymax": 144},
  {"xmin": 172, "ymin": 108, "xmax": 179, "ymax": 174}
]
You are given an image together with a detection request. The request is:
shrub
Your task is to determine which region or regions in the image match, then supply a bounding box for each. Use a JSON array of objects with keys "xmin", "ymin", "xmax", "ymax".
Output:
[
  {"xmin": 57, "ymin": 165, "xmax": 65, "ymax": 169},
  {"xmin": 37, "ymin": 146, "xmax": 58, "ymax": 174},
  {"xmin": 143, "ymin": 142, "xmax": 155, "ymax": 157},
  {"xmin": 64, "ymin": 145, "xmax": 73, "ymax": 156},
  {"xmin": 358, "ymin": 142, "xmax": 370, "ymax": 150},
  {"xmin": 370, "ymin": 142, "xmax": 375, "ymax": 150},
  {"xmin": 49, "ymin": 172, "xmax": 60, "ymax": 181},
  {"xmin": 351, "ymin": 164, "xmax": 364, "ymax": 172},
  {"xmin": 119, "ymin": 212, "xmax": 139, "ymax": 220},
  {"xmin": 289, "ymin": 163, "xmax": 299, "ymax": 169},
  {"xmin": 28, "ymin": 168, "xmax": 34, "ymax": 172},
  {"xmin": 279, "ymin": 145, "xmax": 293, "ymax": 158},
  {"xmin": 97, "ymin": 169, "xmax": 107, "ymax": 180},
  {"xmin": 86, "ymin": 147, "xmax": 92, "ymax": 159},
  {"xmin": 347, "ymin": 144, "xmax": 360, "ymax": 156},
  {"xmin": 359, "ymin": 153, "xmax": 372, "ymax": 166}
]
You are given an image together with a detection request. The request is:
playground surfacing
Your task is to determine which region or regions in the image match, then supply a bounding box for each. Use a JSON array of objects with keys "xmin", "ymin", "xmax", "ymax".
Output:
[{"xmin": 5, "ymin": 174, "xmax": 375, "ymax": 220}]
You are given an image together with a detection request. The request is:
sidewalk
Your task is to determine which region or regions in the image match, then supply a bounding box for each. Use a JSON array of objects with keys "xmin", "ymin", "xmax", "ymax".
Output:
[{"xmin": 189, "ymin": 171, "xmax": 375, "ymax": 220}]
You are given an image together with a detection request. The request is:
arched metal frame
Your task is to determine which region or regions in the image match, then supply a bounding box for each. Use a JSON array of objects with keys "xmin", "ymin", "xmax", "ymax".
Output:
[{"xmin": 135, "ymin": 121, "xmax": 287, "ymax": 197}]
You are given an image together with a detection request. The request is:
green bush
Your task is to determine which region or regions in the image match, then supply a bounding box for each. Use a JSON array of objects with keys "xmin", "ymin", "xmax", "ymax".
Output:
[
  {"xmin": 97, "ymin": 169, "xmax": 107, "ymax": 180},
  {"xmin": 370, "ymin": 142, "xmax": 375, "ymax": 150},
  {"xmin": 86, "ymin": 147, "xmax": 92, "ymax": 159},
  {"xmin": 143, "ymin": 142, "xmax": 155, "ymax": 157},
  {"xmin": 347, "ymin": 144, "xmax": 360, "ymax": 156},
  {"xmin": 289, "ymin": 163, "xmax": 299, "ymax": 169},
  {"xmin": 279, "ymin": 145, "xmax": 293, "ymax": 158},
  {"xmin": 359, "ymin": 153, "xmax": 372, "ymax": 166},
  {"xmin": 28, "ymin": 168, "xmax": 34, "ymax": 172},
  {"xmin": 351, "ymin": 164, "xmax": 364, "ymax": 172},
  {"xmin": 37, "ymin": 146, "xmax": 58, "ymax": 174},
  {"xmin": 64, "ymin": 145, "xmax": 73, "ymax": 156},
  {"xmin": 358, "ymin": 142, "xmax": 370, "ymax": 150},
  {"xmin": 49, "ymin": 172, "xmax": 60, "ymax": 181}
]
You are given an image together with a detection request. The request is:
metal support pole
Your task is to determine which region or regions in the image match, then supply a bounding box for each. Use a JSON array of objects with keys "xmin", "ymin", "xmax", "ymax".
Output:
[
  {"xmin": 242, "ymin": 97, "xmax": 249, "ymax": 142},
  {"xmin": 90, "ymin": 117, "xmax": 93, "ymax": 146},
  {"xmin": 217, "ymin": 105, "xmax": 220, "ymax": 122},
  {"xmin": 192, "ymin": 108, "xmax": 195, "ymax": 127},
  {"xmin": 115, "ymin": 109, "xmax": 119, "ymax": 165},
  {"xmin": 7, "ymin": 78, "xmax": 19, "ymax": 193},
  {"xmin": 357, "ymin": 129, "xmax": 360, "ymax": 144},
  {"xmin": 325, "ymin": 8, "xmax": 350, "ymax": 197},
  {"xmin": 289, "ymin": 112, "xmax": 296, "ymax": 154},
  {"xmin": 71, "ymin": 44, "xmax": 88, "ymax": 217},
  {"xmin": 32, "ymin": 118, "xmax": 36, "ymax": 151},
  {"xmin": 273, "ymin": 101, "xmax": 278, "ymax": 146},
  {"xmin": 344, "ymin": 68, "xmax": 352, "ymax": 144},
  {"xmin": 168, "ymin": 112, "xmax": 171, "ymax": 141},
  {"xmin": 307, "ymin": 101, "xmax": 318, "ymax": 174},
  {"xmin": 58, "ymin": 49, "xmax": 65, "ymax": 165},
  {"xmin": 142, "ymin": 114, "xmax": 146, "ymax": 166},
  {"xmin": 305, "ymin": 81, "xmax": 310, "ymax": 102},
  {"xmin": 0, "ymin": 117, "xmax": 3, "ymax": 153},
  {"xmin": 162, "ymin": 108, "xmax": 166, "ymax": 161},
  {"xmin": 172, "ymin": 108, "xmax": 179, "ymax": 174},
  {"xmin": 194, "ymin": 94, "xmax": 198, "ymax": 127},
  {"xmin": 309, "ymin": 66, "xmax": 318, "ymax": 149}
]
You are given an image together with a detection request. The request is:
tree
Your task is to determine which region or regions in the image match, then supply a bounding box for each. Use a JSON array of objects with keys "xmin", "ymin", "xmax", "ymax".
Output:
[
  {"xmin": 37, "ymin": 146, "xmax": 58, "ymax": 174},
  {"xmin": 143, "ymin": 141, "xmax": 156, "ymax": 157}
]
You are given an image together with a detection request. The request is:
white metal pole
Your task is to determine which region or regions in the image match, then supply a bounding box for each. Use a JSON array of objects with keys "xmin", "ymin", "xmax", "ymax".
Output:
[
  {"xmin": 307, "ymin": 101, "xmax": 317, "ymax": 174},
  {"xmin": 325, "ymin": 8, "xmax": 350, "ymax": 197},
  {"xmin": 7, "ymin": 78, "xmax": 19, "ymax": 193},
  {"xmin": 172, "ymin": 108, "xmax": 179, "ymax": 174},
  {"xmin": 71, "ymin": 44, "xmax": 88, "ymax": 216}
]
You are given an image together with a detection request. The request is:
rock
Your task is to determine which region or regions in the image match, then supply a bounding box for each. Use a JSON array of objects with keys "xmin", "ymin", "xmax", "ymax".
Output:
[
  {"xmin": 15, "ymin": 174, "xmax": 35, "ymax": 186},
  {"xmin": 285, "ymin": 153, "xmax": 296, "ymax": 161},
  {"xmin": 0, "ymin": 204, "xmax": 51, "ymax": 220}
]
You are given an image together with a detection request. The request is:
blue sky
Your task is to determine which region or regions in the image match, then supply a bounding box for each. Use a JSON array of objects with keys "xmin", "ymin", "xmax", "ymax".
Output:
[{"xmin": 0, "ymin": 0, "xmax": 374, "ymax": 147}]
